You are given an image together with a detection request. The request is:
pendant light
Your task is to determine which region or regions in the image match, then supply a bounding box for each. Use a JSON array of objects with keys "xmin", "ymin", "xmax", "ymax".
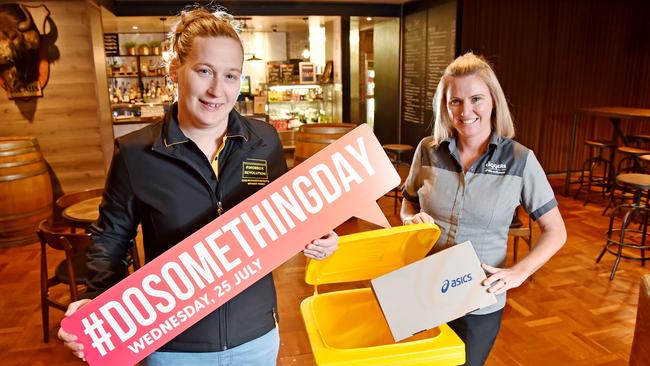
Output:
[
  {"xmin": 301, "ymin": 17, "xmax": 311, "ymax": 60},
  {"xmin": 160, "ymin": 17, "xmax": 171, "ymax": 62},
  {"xmin": 239, "ymin": 17, "xmax": 261, "ymax": 61},
  {"xmin": 301, "ymin": 46, "xmax": 311, "ymax": 60}
]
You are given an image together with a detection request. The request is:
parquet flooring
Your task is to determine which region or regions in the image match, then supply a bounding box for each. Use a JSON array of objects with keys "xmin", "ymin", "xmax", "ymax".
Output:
[{"xmin": 0, "ymin": 176, "xmax": 647, "ymax": 365}]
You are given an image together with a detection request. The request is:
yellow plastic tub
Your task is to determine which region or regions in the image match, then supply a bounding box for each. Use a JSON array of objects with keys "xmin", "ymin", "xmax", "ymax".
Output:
[{"xmin": 300, "ymin": 224, "xmax": 465, "ymax": 365}]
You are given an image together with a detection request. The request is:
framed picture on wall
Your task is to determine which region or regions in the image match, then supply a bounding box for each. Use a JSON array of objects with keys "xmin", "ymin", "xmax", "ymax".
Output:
[{"xmin": 299, "ymin": 62, "xmax": 315, "ymax": 84}]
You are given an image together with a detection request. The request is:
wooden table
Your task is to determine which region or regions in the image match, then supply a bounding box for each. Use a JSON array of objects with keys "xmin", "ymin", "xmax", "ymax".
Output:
[
  {"xmin": 564, "ymin": 107, "xmax": 650, "ymax": 196},
  {"xmin": 62, "ymin": 196, "xmax": 101, "ymax": 228}
]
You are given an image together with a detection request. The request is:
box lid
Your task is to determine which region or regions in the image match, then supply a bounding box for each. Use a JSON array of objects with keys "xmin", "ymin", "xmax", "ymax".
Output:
[{"xmin": 305, "ymin": 224, "xmax": 440, "ymax": 285}]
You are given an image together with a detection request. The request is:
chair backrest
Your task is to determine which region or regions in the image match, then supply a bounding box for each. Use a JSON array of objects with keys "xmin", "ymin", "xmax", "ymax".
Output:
[
  {"xmin": 509, "ymin": 207, "xmax": 534, "ymax": 237},
  {"xmin": 630, "ymin": 274, "xmax": 650, "ymax": 365},
  {"xmin": 37, "ymin": 220, "xmax": 91, "ymax": 255},
  {"xmin": 55, "ymin": 188, "xmax": 104, "ymax": 210}
]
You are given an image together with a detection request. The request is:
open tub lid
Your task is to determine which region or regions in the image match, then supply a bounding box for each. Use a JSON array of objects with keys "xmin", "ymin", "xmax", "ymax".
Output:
[{"xmin": 305, "ymin": 223, "xmax": 440, "ymax": 286}]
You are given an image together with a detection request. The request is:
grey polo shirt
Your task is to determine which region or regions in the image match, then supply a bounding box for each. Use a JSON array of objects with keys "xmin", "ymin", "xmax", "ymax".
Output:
[{"xmin": 403, "ymin": 132, "xmax": 557, "ymax": 314}]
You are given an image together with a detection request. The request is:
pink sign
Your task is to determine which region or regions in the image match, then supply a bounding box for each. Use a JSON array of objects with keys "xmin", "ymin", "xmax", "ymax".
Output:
[{"xmin": 60, "ymin": 124, "xmax": 400, "ymax": 365}]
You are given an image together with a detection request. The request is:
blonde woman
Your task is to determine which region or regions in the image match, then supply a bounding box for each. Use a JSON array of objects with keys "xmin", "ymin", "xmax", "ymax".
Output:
[
  {"xmin": 57, "ymin": 6, "xmax": 338, "ymax": 365},
  {"xmin": 401, "ymin": 53, "xmax": 566, "ymax": 365}
]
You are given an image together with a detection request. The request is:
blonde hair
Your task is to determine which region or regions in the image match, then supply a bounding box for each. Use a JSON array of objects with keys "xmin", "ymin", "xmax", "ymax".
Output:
[
  {"xmin": 166, "ymin": 6, "xmax": 242, "ymax": 69},
  {"xmin": 430, "ymin": 52, "xmax": 514, "ymax": 146}
]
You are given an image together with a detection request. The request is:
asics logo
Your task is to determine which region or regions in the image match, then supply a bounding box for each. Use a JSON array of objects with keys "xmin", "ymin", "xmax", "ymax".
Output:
[{"xmin": 441, "ymin": 273, "xmax": 473, "ymax": 293}]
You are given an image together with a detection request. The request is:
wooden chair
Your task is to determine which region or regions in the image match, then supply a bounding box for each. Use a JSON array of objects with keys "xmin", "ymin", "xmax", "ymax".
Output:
[
  {"xmin": 56, "ymin": 187, "xmax": 141, "ymax": 271},
  {"xmin": 37, "ymin": 219, "xmax": 91, "ymax": 342},
  {"xmin": 631, "ymin": 274, "xmax": 650, "ymax": 365},
  {"xmin": 55, "ymin": 187, "xmax": 104, "ymax": 230},
  {"xmin": 509, "ymin": 207, "xmax": 535, "ymax": 264},
  {"xmin": 573, "ymin": 140, "xmax": 616, "ymax": 206}
]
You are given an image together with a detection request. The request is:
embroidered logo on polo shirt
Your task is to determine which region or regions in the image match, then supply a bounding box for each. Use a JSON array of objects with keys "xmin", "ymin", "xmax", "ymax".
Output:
[
  {"xmin": 242, "ymin": 158, "xmax": 270, "ymax": 186},
  {"xmin": 485, "ymin": 161, "xmax": 507, "ymax": 175}
]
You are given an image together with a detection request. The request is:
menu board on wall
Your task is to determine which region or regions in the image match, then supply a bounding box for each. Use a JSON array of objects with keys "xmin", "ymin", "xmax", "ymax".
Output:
[
  {"xmin": 267, "ymin": 62, "xmax": 281, "ymax": 84},
  {"xmin": 402, "ymin": 12, "xmax": 427, "ymax": 125},
  {"xmin": 104, "ymin": 33, "xmax": 119, "ymax": 56},
  {"xmin": 281, "ymin": 63, "xmax": 295, "ymax": 83},
  {"xmin": 401, "ymin": 1, "xmax": 456, "ymax": 125}
]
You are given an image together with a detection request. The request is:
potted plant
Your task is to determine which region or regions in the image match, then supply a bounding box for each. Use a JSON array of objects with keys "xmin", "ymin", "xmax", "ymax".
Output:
[
  {"xmin": 124, "ymin": 41, "xmax": 136, "ymax": 56},
  {"xmin": 138, "ymin": 43, "xmax": 151, "ymax": 55},
  {"xmin": 150, "ymin": 40, "xmax": 162, "ymax": 56},
  {"xmin": 110, "ymin": 59, "xmax": 122, "ymax": 75}
]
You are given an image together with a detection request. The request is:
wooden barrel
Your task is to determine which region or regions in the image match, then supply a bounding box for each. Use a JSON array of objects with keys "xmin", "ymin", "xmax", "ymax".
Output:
[
  {"xmin": 0, "ymin": 137, "xmax": 52, "ymax": 247},
  {"xmin": 294, "ymin": 123, "xmax": 356, "ymax": 164}
]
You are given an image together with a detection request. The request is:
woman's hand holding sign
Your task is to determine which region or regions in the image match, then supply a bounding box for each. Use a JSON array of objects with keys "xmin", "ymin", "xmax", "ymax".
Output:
[
  {"xmin": 58, "ymin": 298, "xmax": 92, "ymax": 361},
  {"xmin": 303, "ymin": 231, "xmax": 339, "ymax": 260}
]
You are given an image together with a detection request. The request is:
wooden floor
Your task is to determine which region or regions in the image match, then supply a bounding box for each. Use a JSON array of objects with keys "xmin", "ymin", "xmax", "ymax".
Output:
[{"xmin": 0, "ymin": 176, "xmax": 647, "ymax": 365}]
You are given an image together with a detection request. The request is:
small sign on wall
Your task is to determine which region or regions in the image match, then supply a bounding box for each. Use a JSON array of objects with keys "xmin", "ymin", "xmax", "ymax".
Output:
[
  {"xmin": 103, "ymin": 33, "xmax": 119, "ymax": 56},
  {"xmin": 299, "ymin": 62, "xmax": 315, "ymax": 84},
  {"xmin": 280, "ymin": 63, "xmax": 295, "ymax": 83},
  {"xmin": 266, "ymin": 62, "xmax": 281, "ymax": 84}
]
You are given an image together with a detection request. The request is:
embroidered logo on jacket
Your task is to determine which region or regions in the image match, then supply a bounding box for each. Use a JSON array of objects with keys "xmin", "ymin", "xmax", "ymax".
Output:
[
  {"xmin": 242, "ymin": 158, "xmax": 270, "ymax": 185},
  {"xmin": 484, "ymin": 161, "xmax": 507, "ymax": 175}
]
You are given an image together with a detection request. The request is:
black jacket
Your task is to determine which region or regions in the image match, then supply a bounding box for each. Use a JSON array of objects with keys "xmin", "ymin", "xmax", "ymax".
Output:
[{"xmin": 86, "ymin": 104, "xmax": 288, "ymax": 352}]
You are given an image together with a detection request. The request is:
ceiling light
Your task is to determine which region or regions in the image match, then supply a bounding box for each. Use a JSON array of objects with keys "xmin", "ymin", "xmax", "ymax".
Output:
[
  {"xmin": 132, "ymin": 25, "xmax": 138, "ymax": 30},
  {"xmin": 302, "ymin": 17, "xmax": 311, "ymax": 60},
  {"xmin": 246, "ymin": 54, "xmax": 262, "ymax": 61},
  {"xmin": 301, "ymin": 47, "xmax": 311, "ymax": 60},
  {"xmin": 366, "ymin": 17, "xmax": 372, "ymax": 21}
]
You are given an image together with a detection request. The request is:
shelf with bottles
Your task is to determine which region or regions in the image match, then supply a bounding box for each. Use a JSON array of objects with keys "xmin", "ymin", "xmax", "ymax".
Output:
[
  {"xmin": 108, "ymin": 79, "xmax": 175, "ymax": 124},
  {"xmin": 266, "ymin": 83, "xmax": 333, "ymax": 104},
  {"xmin": 266, "ymin": 84, "xmax": 333, "ymax": 131},
  {"xmin": 268, "ymin": 107, "xmax": 334, "ymax": 132},
  {"xmin": 138, "ymin": 55, "xmax": 167, "ymax": 77},
  {"xmin": 111, "ymin": 103, "xmax": 171, "ymax": 124},
  {"xmin": 106, "ymin": 55, "xmax": 166, "ymax": 78}
]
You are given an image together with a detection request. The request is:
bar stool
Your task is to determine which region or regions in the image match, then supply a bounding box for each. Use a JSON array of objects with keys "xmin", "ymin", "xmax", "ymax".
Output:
[
  {"xmin": 623, "ymin": 135, "xmax": 650, "ymax": 172},
  {"xmin": 640, "ymin": 154, "xmax": 650, "ymax": 174},
  {"xmin": 603, "ymin": 147, "xmax": 650, "ymax": 215},
  {"xmin": 597, "ymin": 173, "xmax": 650, "ymax": 280},
  {"xmin": 573, "ymin": 140, "xmax": 616, "ymax": 205},
  {"xmin": 616, "ymin": 146, "xmax": 650, "ymax": 174},
  {"xmin": 627, "ymin": 134, "xmax": 650, "ymax": 148},
  {"xmin": 382, "ymin": 144, "xmax": 414, "ymax": 213}
]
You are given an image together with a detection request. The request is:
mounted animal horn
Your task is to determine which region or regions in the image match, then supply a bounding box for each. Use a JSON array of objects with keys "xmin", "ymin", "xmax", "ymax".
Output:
[{"xmin": 17, "ymin": 5, "xmax": 33, "ymax": 31}]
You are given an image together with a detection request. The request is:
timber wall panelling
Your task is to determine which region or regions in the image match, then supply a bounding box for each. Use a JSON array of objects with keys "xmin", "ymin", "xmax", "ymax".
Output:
[
  {"xmin": 460, "ymin": 0, "xmax": 650, "ymax": 173},
  {"xmin": 0, "ymin": 0, "xmax": 111, "ymax": 195}
]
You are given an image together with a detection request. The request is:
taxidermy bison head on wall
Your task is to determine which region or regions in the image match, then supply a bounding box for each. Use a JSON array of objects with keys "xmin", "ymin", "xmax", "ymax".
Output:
[{"xmin": 0, "ymin": 4, "xmax": 43, "ymax": 98}]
